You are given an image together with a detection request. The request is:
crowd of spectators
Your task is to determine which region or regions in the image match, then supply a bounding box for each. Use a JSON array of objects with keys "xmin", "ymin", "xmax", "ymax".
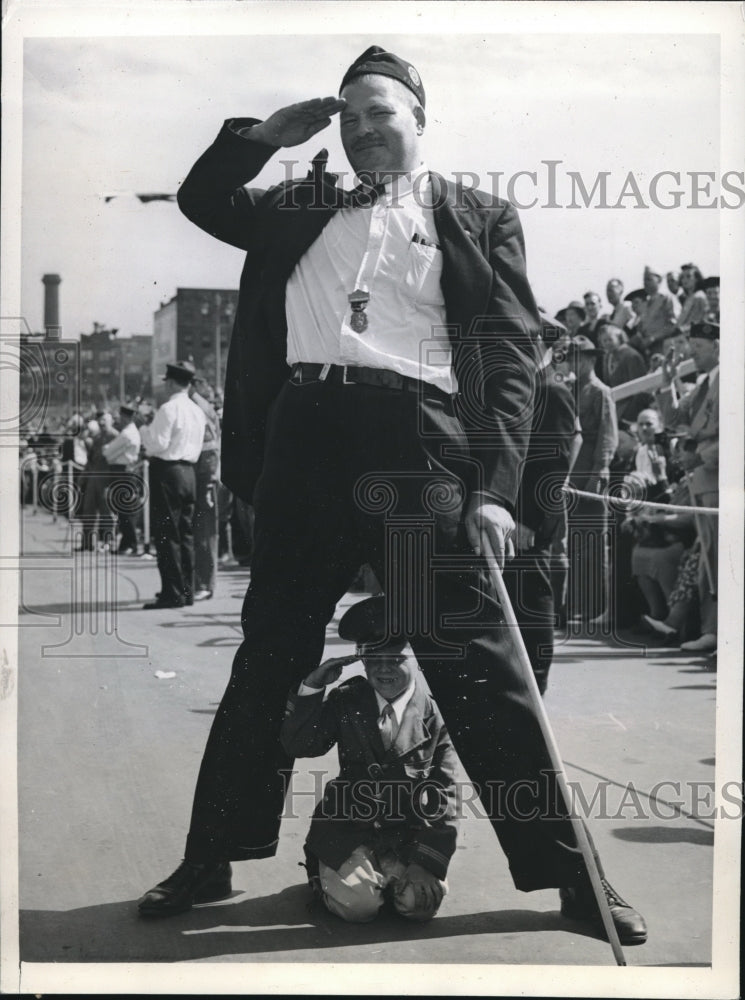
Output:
[
  {"xmin": 19, "ymin": 261, "xmax": 720, "ymax": 657},
  {"xmin": 19, "ymin": 387, "xmax": 256, "ymax": 573},
  {"xmin": 547, "ymin": 262, "xmax": 720, "ymax": 657}
]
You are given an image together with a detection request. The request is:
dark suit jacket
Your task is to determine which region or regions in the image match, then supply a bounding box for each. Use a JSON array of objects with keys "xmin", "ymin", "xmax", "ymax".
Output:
[
  {"xmin": 280, "ymin": 673, "xmax": 459, "ymax": 880},
  {"xmin": 177, "ymin": 119, "xmax": 541, "ymax": 512},
  {"xmin": 515, "ymin": 369, "xmax": 580, "ymax": 542}
]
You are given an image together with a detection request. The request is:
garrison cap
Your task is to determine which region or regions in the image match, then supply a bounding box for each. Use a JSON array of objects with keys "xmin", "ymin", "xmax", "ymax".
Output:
[
  {"xmin": 689, "ymin": 321, "xmax": 719, "ymax": 341},
  {"xmin": 338, "ymin": 595, "xmax": 408, "ymax": 650},
  {"xmin": 624, "ymin": 287, "xmax": 647, "ymax": 302},
  {"xmin": 644, "ymin": 265, "xmax": 662, "ymax": 280},
  {"xmin": 162, "ymin": 359, "xmax": 196, "ymax": 384},
  {"xmin": 340, "ymin": 45, "xmax": 425, "ymax": 107}
]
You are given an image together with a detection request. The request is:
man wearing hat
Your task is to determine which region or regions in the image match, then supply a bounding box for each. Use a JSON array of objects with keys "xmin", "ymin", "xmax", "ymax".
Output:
[
  {"xmin": 635, "ymin": 266, "xmax": 679, "ymax": 357},
  {"xmin": 78, "ymin": 409, "xmax": 118, "ymax": 552},
  {"xmin": 656, "ymin": 321, "xmax": 719, "ymax": 653},
  {"xmin": 566, "ymin": 335, "xmax": 619, "ymax": 623},
  {"xmin": 555, "ymin": 300, "xmax": 585, "ymax": 336},
  {"xmin": 138, "ymin": 45, "xmax": 646, "ymax": 945},
  {"xmin": 280, "ymin": 594, "xmax": 458, "ymax": 924},
  {"xmin": 102, "ymin": 403, "xmax": 142, "ymax": 555},
  {"xmin": 140, "ymin": 361, "xmax": 207, "ymax": 609}
]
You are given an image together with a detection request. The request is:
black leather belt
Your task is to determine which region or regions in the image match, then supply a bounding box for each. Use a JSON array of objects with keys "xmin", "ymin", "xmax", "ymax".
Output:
[{"xmin": 290, "ymin": 362, "xmax": 452, "ymax": 400}]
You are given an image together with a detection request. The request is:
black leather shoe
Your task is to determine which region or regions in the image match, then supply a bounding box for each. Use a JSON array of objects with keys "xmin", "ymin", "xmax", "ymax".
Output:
[
  {"xmin": 138, "ymin": 860, "xmax": 232, "ymax": 917},
  {"xmin": 560, "ymin": 877, "xmax": 647, "ymax": 945}
]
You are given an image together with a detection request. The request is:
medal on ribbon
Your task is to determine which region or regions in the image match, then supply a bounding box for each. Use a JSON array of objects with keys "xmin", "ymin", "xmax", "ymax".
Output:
[{"xmin": 348, "ymin": 289, "xmax": 370, "ymax": 333}]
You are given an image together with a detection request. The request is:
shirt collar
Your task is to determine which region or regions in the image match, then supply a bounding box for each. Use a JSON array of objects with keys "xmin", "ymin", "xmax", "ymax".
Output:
[
  {"xmin": 354, "ymin": 163, "xmax": 429, "ymax": 205},
  {"xmin": 374, "ymin": 677, "xmax": 416, "ymax": 726}
]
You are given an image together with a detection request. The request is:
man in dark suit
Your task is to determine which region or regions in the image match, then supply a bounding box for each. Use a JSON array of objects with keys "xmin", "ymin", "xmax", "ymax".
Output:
[{"xmin": 138, "ymin": 45, "xmax": 645, "ymax": 945}]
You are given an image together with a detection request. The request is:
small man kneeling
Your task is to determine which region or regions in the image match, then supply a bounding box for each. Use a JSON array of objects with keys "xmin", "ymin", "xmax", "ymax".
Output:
[{"xmin": 280, "ymin": 595, "xmax": 459, "ymax": 924}]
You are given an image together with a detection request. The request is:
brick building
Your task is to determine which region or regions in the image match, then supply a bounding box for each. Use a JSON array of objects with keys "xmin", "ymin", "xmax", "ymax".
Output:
[
  {"xmin": 152, "ymin": 288, "xmax": 237, "ymax": 401},
  {"xmin": 79, "ymin": 325, "xmax": 153, "ymax": 406}
]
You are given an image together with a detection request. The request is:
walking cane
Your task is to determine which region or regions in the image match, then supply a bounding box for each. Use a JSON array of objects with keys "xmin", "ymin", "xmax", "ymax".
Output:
[{"xmin": 481, "ymin": 534, "xmax": 627, "ymax": 966}]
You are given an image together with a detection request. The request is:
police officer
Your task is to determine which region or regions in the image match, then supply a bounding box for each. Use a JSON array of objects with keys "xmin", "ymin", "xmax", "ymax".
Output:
[{"xmin": 140, "ymin": 361, "xmax": 206, "ymax": 609}]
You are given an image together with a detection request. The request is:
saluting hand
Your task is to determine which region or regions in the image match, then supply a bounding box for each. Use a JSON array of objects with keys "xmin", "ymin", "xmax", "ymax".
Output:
[
  {"xmin": 251, "ymin": 96, "xmax": 346, "ymax": 148},
  {"xmin": 302, "ymin": 654, "xmax": 359, "ymax": 690}
]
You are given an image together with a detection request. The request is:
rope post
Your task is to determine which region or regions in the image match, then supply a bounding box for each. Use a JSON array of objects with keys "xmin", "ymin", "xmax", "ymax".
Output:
[
  {"xmin": 31, "ymin": 462, "xmax": 39, "ymax": 516},
  {"xmin": 482, "ymin": 535, "xmax": 627, "ymax": 966},
  {"xmin": 67, "ymin": 460, "xmax": 74, "ymax": 521},
  {"xmin": 142, "ymin": 458, "xmax": 151, "ymax": 554}
]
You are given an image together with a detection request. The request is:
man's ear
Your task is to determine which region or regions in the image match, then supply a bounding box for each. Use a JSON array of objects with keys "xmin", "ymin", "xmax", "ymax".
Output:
[{"xmin": 414, "ymin": 105, "xmax": 426, "ymax": 134}]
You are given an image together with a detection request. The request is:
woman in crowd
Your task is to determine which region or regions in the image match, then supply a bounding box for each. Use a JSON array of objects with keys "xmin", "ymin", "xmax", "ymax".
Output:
[{"xmin": 676, "ymin": 264, "xmax": 708, "ymax": 335}]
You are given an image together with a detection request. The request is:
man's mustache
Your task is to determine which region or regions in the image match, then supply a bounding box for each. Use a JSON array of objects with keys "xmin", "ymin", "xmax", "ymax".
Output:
[{"xmin": 353, "ymin": 137, "xmax": 385, "ymax": 151}]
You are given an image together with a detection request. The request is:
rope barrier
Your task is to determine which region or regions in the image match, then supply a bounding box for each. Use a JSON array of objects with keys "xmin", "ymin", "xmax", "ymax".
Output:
[{"xmin": 563, "ymin": 485, "xmax": 718, "ymax": 516}]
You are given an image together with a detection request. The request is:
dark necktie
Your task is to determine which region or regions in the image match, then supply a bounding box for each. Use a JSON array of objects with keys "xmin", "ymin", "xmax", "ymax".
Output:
[
  {"xmin": 378, "ymin": 702, "xmax": 396, "ymax": 750},
  {"xmin": 346, "ymin": 182, "xmax": 387, "ymax": 209}
]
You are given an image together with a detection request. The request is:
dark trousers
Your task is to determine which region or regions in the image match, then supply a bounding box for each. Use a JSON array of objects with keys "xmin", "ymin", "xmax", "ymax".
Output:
[
  {"xmin": 567, "ymin": 480, "xmax": 609, "ymax": 622},
  {"xmin": 185, "ymin": 380, "xmax": 592, "ymax": 892},
  {"xmin": 80, "ymin": 469, "xmax": 117, "ymax": 548},
  {"xmin": 149, "ymin": 458, "xmax": 196, "ymax": 605},
  {"xmin": 194, "ymin": 452, "xmax": 219, "ymax": 593},
  {"xmin": 106, "ymin": 467, "xmax": 140, "ymax": 552},
  {"xmin": 504, "ymin": 546, "xmax": 554, "ymax": 695}
]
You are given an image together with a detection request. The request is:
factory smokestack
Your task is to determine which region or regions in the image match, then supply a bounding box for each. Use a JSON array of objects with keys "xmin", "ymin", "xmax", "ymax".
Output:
[{"xmin": 42, "ymin": 273, "xmax": 61, "ymax": 340}]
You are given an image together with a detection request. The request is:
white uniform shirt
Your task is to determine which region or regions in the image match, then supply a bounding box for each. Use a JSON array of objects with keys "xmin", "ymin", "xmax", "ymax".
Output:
[
  {"xmin": 140, "ymin": 389, "xmax": 206, "ymax": 463},
  {"xmin": 285, "ymin": 165, "xmax": 455, "ymax": 394},
  {"xmin": 102, "ymin": 422, "xmax": 141, "ymax": 466}
]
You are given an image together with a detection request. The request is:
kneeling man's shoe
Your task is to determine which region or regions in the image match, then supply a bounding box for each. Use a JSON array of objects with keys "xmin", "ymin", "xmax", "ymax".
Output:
[
  {"xmin": 138, "ymin": 859, "xmax": 232, "ymax": 917},
  {"xmin": 560, "ymin": 877, "xmax": 647, "ymax": 945}
]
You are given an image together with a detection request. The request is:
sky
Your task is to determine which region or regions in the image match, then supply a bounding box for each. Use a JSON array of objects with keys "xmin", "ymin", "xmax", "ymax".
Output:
[{"xmin": 17, "ymin": 17, "xmax": 725, "ymax": 341}]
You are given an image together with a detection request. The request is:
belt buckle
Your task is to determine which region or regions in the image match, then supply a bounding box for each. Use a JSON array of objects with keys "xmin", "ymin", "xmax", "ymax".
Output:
[{"xmin": 342, "ymin": 365, "xmax": 356, "ymax": 386}]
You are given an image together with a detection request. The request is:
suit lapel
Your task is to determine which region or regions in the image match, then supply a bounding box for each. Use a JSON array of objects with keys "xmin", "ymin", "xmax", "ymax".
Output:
[
  {"xmin": 390, "ymin": 674, "xmax": 431, "ymax": 758},
  {"xmin": 430, "ymin": 172, "xmax": 493, "ymax": 339}
]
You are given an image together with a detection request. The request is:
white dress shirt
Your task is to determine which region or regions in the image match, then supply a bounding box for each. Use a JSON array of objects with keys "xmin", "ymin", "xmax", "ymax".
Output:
[
  {"xmin": 298, "ymin": 675, "xmax": 416, "ymax": 746},
  {"xmin": 285, "ymin": 165, "xmax": 455, "ymax": 394},
  {"xmin": 140, "ymin": 389, "xmax": 207, "ymax": 463},
  {"xmin": 102, "ymin": 422, "xmax": 141, "ymax": 467}
]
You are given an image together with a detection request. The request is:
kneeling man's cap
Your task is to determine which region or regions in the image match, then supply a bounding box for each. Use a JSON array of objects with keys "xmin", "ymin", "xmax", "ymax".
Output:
[
  {"xmin": 340, "ymin": 45, "xmax": 425, "ymax": 108},
  {"xmin": 338, "ymin": 594, "xmax": 407, "ymax": 648}
]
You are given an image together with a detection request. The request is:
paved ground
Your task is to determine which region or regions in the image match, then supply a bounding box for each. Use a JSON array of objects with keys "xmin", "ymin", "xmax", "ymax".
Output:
[{"xmin": 13, "ymin": 510, "xmax": 718, "ymax": 975}]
